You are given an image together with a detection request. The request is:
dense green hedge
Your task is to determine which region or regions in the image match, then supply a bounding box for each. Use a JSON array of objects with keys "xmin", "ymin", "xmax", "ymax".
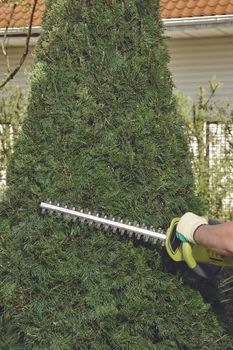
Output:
[{"xmin": 0, "ymin": 1, "xmax": 231, "ymax": 348}]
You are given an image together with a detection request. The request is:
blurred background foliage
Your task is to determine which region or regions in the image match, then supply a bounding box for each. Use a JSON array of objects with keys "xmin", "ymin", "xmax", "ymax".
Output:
[
  {"xmin": 175, "ymin": 78, "xmax": 233, "ymax": 221},
  {"xmin": 0, "ymin": 85, "xmax": 27, "ymax": 197}
]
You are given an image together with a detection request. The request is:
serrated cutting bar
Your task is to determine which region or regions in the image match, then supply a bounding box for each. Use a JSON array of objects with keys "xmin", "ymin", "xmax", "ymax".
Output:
[{"xmin": 40, "ymin": 202, "xmax": 166, "ymax": 244}]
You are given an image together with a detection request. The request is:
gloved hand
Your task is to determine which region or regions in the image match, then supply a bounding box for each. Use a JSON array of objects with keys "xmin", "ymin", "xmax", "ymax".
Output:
[{"xmin": 176, "ymin": 212, "xmax": 208, "ymax": 244}]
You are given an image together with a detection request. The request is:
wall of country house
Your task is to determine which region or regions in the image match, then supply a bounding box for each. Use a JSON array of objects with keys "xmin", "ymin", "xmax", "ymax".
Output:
[
  {"xmin": 166, "ymin": 35, "xmax": 233, "ymax": 100},
  {"xmin": 0, "ymin": 45, "xmax": 34, "ymax": 89}
]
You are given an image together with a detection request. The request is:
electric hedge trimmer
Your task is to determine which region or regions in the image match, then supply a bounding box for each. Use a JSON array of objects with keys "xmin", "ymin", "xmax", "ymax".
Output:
[{"xmin": 40, "ymin": 202, "xmax": 233, "ymax": 279}]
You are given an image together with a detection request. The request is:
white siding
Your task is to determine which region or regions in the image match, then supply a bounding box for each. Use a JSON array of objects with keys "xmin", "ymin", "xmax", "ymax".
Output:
[
  {"xmin": 0, "ymin": 45, "xmax": 35, "ymax": 89},
  {"xmin": 165, "ymin": 36, "xmax": 233, "ymax": 100}
]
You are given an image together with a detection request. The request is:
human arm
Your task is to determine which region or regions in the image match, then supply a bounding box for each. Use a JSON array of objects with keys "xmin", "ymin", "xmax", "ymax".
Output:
[
  {"xmin": 176, "ymin": 212, "xmax": 233, "ymax": 257},
  {"xmin": 194, "ymin": 222, "xmax": 233, "ymax": 256}
]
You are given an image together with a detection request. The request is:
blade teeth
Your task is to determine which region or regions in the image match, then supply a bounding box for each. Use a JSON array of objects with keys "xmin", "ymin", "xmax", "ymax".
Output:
[
  {"xmin": 100, "ymin": 215, "xmax": 108, "ymax": 231},
  {"xmin": 126, "ymin": 222, "xmax": 132, "ymax": 237},
  {"xmin": 63, "ymin": 205, "xmax": 71, "ymax": 221},
  {"xmin": 110, "ymin": 218, "xmax": 118, "ymax": 233},
  {"xmin": 41, "ymin": 201, "xmax": 55, "ymax": 216},
  {"xmin": 41, "ymin": 208, "xmax": 46, "ymax": 215},
  {"xmin": 41, "ymin": 203, "xmax": 165, "ymax": 245},
  {"xmin": 56, "ymin": 203, "xmax": 63, "ymax": 217},
  {"xmin": 120, "ymin": 229, "xmax": 126, "ymax": 235},
  {"xmin": 71, "ymin": 207, "xmax": 78, "ymax": 222},
  {"xmin": 44, "ymin": 200, "xmax": 52, "ymax": 215},
  {"xmin": 133, "ymin": 223, "xmax": 141, "ymax": 239},
  {"xmin": 79, "ymin": 208, "xmax": 85, "ymax": 223},
  {"xmin": 127, "ymin": 230, "xmax": 134, "ymax": 238},
  {"xmin": 119, "ymin": 219, "xmax": 125, "ymax": 235}
]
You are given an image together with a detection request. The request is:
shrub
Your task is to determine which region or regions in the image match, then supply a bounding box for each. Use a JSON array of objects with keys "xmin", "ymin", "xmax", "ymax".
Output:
[{"xmin": 0, "ymin": 1, "xmax": 231, "ymax": 349}]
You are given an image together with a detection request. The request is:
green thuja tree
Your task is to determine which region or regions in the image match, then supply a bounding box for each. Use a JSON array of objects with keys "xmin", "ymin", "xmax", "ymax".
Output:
[{"xmin": 0, "ymin": 1, "xmax": 231, "ymax": 349}]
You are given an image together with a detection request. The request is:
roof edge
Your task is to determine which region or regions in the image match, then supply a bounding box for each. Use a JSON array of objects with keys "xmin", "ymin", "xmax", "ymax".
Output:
[
  {"xmin": 162, "ymin": 14, "xmax": 233, "ymax": 27},
  {"xmin": 0, "ymin": 26, "xmax": 41, "ymax": 36},
  {"xmin": 1, "ymin": 15, "xmax": 233, "ymax": 41},
  {"xmin": 162, "ymin": 14, "xmax": 233, "ymax": 38}
]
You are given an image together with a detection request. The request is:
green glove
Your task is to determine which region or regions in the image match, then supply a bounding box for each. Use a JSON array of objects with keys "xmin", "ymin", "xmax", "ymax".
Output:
[{"xmin": 176, "ymin": 212, "xmax": 208, "ymax": 244}]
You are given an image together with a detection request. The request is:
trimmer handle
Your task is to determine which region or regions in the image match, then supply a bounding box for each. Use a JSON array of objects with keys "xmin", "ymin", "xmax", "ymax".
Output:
[
  {"xmin": 165, "ymin": 217, "xmax": 230, "ymax": 279},
  {"xmin": 181, "ymin": 219, "xmax": 222, "ymax": 278}
]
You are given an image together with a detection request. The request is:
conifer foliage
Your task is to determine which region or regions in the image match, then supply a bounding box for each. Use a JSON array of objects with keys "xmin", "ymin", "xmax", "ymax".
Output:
[{"xmin": 0, "ymin": 0, "xmax": 230, "ymax": 348}]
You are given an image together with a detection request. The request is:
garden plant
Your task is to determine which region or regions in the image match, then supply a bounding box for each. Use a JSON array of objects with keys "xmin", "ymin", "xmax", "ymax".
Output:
[{"xmin": 0, "ymin": 1, "xmax": 232, "ymax": 349}]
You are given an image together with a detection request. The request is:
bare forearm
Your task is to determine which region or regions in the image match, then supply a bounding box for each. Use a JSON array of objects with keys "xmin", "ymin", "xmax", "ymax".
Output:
[{"xmin": 194, "ymin": 222, "xmax": 233, "ymax": 256}]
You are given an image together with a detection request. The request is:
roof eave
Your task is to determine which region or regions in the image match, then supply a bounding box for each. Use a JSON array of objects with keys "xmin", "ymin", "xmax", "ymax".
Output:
[
  {"xmin": 1, "ymin": 14, "xmax": 233, "ymax": 44},
  {"xmin": 0, "ymin": 26, "xmax": 41, "ymax": 36},
  {"xmin": 162, "ymin": 14, "xmax": 233, "ymax": 38},
  {"xmin": 0, "ymin": 26, "xmax": 41, "ymax": 46}
]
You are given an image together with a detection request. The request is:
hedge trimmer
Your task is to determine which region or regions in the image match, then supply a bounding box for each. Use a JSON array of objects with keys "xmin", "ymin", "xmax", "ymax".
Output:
[{"xmin": 40, "ymin": 202, "xmax": 233, "ymax": 279}]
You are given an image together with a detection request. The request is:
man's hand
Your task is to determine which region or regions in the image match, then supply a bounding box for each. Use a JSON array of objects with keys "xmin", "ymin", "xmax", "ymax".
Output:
[
  {"xmin": 176, "ymin": 212, "xmax": 208, "ymax": 244},
  {"xmin": 177, "ymin": 212, "xmax": 233, "ymax": 256}
]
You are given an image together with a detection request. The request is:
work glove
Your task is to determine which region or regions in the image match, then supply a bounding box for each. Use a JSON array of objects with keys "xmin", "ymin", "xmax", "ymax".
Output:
[{"xmin": 176, "ymin": 212, "xmax": 208, "ymax": 244}]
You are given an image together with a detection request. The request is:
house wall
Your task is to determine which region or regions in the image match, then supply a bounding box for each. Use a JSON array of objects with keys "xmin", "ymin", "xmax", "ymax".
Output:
[
  {"xmin": 0, "ymin": 45, "xmax": 35, "ymax": 89},
  {"xmin": 165, "ymin": 35, "xmax": 233, "ymax": 100}
]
